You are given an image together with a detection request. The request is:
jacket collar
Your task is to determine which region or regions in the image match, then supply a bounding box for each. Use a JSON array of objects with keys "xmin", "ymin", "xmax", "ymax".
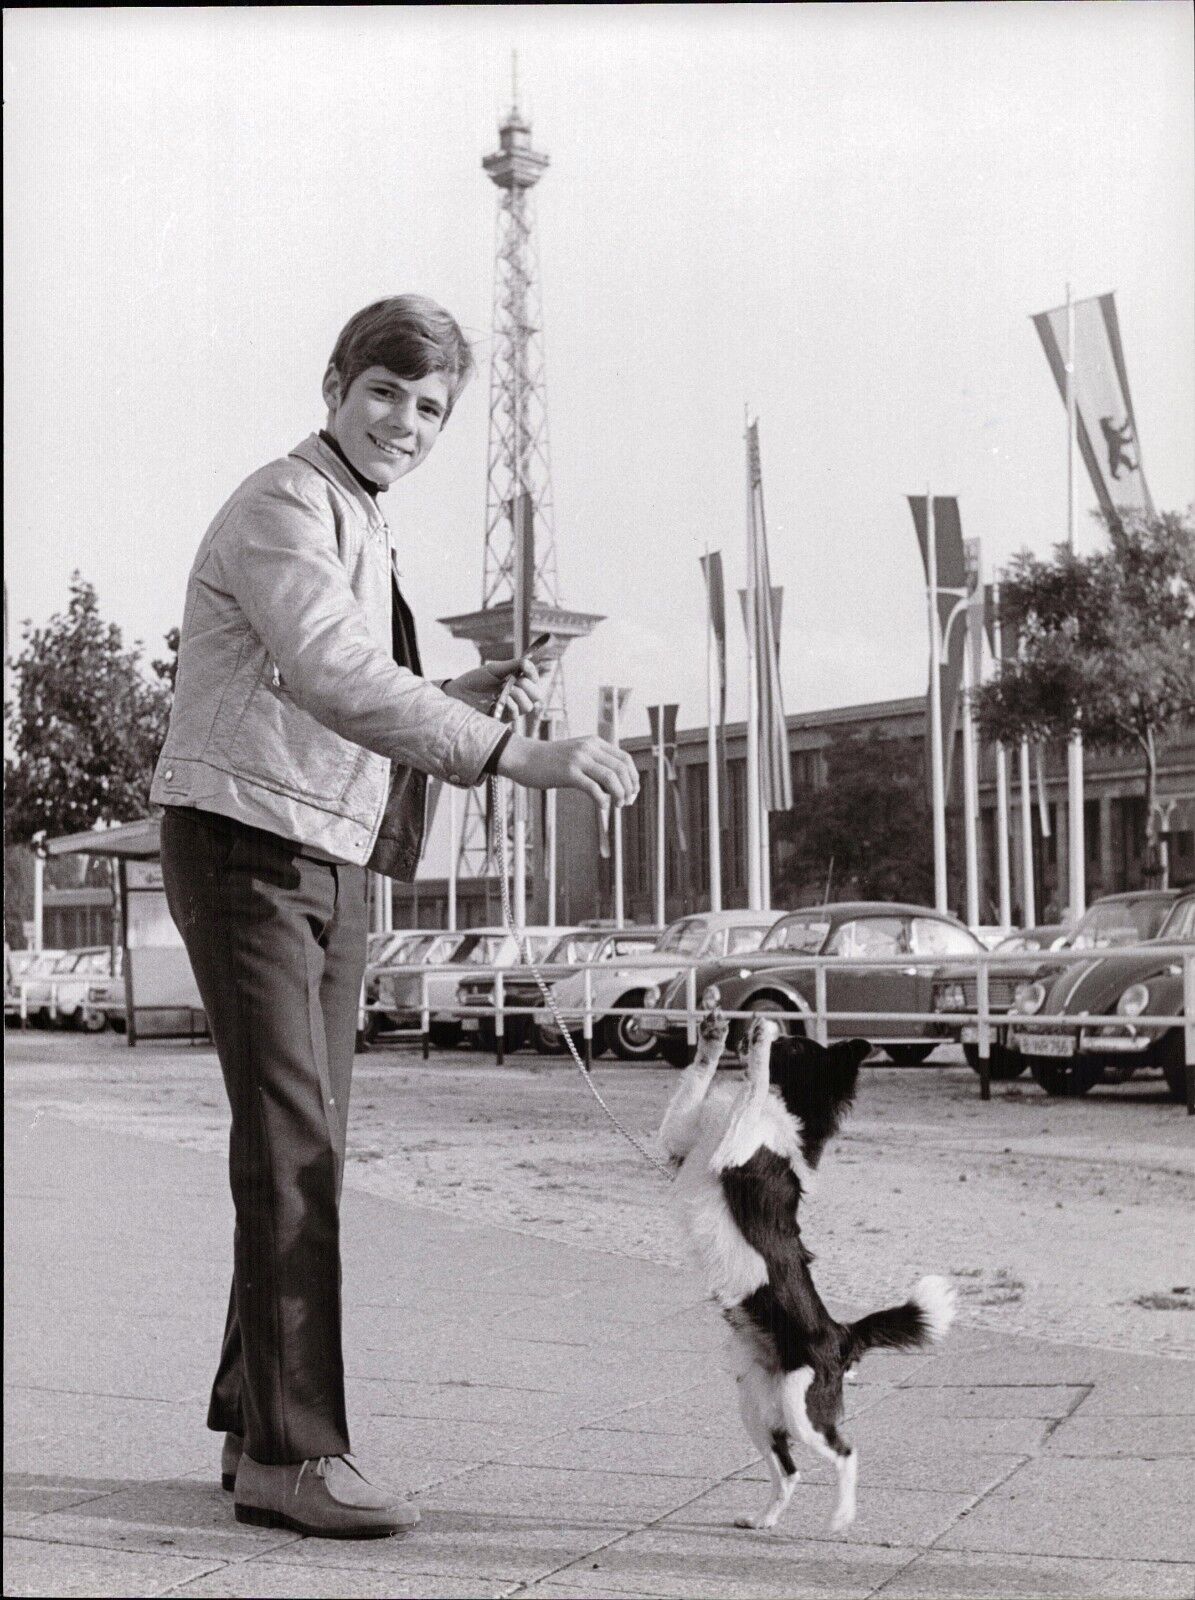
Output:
[{"xmin": 290, "ymin": 433, "xmax": 389, "ymax": 533}]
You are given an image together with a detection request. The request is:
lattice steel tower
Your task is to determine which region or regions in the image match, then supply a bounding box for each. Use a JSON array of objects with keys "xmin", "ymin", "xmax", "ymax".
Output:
[{"xmin": 440, "ymin": 67, "xmax": 601, "ymax": 882}]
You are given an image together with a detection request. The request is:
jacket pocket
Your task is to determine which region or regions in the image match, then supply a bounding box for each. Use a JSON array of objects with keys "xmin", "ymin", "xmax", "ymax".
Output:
[{"xmin": 228, "ymin": 669, "xmax": 360, "ymax": 805}]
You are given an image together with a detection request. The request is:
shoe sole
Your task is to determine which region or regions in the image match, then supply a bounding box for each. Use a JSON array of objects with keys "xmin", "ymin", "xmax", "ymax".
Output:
[{"xmin": 234, "ymin": 1502, "xmax": 416, "ymax": 1538}]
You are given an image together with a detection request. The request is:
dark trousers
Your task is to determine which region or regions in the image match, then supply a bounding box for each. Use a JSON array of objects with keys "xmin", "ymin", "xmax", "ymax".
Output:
[{"xmin": 160, "ymin": 806, "xmax": 368, "ymax": 1465}]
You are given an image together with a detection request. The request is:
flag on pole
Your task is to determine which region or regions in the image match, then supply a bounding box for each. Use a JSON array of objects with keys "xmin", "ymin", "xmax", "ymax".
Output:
[
  {"xmin": 597, "ymin": 686, "xmax": 631, "ymax": 859},
  {"xmin": 1032, "ymin": 293, "xmax": 1154, "ymax": 520},
  {"xmin": 964, "ymin": 538, "xmax": 985, "ymax": 690},
  {"xmin": 698, "ymin": 550, "xmax": 730, "ymax": 806},
  {"xmin": 909, "ymin": 495, "xmax": 972, "ymax": 800},
  {"xmin": 745, "ymin": 420, "xmax": 793, "ymax": 814},
  {"xmin": 647, "ymin": 704, "xmax": 688, "ymax": 854}
]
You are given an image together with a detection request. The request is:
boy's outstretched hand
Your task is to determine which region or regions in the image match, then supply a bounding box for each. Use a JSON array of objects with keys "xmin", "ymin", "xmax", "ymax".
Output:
[{"xmin": 496, "ymin": 732, "xmax": 640, "ymax": 807}]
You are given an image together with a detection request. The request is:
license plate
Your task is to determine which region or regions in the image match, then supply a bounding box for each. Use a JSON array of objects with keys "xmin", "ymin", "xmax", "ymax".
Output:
[
  {"xmin": 1024, "ymin": 1033, "xmax": 1074, "ymax": 1058},
  {"xmin": 961, "ymin": 1025, "xmax": 978, "ymax": 1044},
  {"xmin": 460, "ymin": 1018, "xmax": 479, "ymax": 1032}
]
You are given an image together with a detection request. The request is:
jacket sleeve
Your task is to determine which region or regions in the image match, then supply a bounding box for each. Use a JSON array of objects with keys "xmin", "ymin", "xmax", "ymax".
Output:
[{"xmin": 205, "ymin": 476, "xmax": 507, "ymax": 786}]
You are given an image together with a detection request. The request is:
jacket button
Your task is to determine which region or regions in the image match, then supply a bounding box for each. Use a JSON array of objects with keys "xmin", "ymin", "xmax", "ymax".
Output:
[{"xmin": 164, "ymin": 769, "xmax": 173, "ymax": 780}]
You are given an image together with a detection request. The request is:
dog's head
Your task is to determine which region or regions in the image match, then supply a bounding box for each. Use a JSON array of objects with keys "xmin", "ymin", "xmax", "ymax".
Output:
[{"xmin": 765, "ymin": 1034, "xmax": 872, "ymax": 1159}]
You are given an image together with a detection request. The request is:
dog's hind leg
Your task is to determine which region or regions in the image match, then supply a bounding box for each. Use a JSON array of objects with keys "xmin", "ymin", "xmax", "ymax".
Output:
[
  {"xmin": 781, "ymin": 1368, "xmax": 858, "ymax": 1533},
  {"xmin": 733, "ymin": 1370, "xmax": 800, "ymax": 1531}
]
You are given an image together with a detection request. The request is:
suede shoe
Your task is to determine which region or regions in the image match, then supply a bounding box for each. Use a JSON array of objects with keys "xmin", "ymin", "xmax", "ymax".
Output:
[
  {"xmin": 221, "ymin": 1432, "xmax": 243, "ymax": 1492},
  {"xmin": 234, "ymin": 1453, "xmax": 418, "ymax": 1539}
]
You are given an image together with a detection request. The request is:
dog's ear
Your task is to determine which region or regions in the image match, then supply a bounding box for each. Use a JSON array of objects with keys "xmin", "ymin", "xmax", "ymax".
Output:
[{"xmin": 830, "ymin": 1038, "xmax": 872, "ymax": 1071}]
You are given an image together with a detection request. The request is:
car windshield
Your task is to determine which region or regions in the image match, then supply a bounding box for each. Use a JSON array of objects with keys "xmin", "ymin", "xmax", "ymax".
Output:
[
  {"xmin": 1159, "ymin": 898, "xmax": 1195, "ymax": 941},
  {"xmin": 601, "ymin": 934, "xmax": 660, "ymax": 957},
  {"xmin": 452, "ymin": 934, "xmax": 509, "ymax": 966},
  {"xmin": 545, "ymin": 933, "xmax": 605, "ymax": 964},
  {"xmin": 656, "ymin": 919, "xmax": 709, "ymax": 954},
  {"xmin": 726, "ymin": 926, "xmax": 771, "ymax": 954},
  {"xmin": 1073, "ymin": 898, "xmax": 1174, "ymax": 947},
  {"xmin": 762, "ymin": 917, "xmax": 830, "ymax": 954},
  {"xmin": 53, "ymin": 952, "xmax": 85, "ymax": 973},
  {"xmin": 910, "ymin": 918, "xmax": 983, "ymax": 956}
]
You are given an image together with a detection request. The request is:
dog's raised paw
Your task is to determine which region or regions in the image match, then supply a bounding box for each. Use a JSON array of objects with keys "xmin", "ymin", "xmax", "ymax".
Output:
[
  {"xmin": 748, "ymin": 1014, "xmax": 780, "ymax": 1049},
  {"xmin": 699, "ymin": 1010, "xmax": 730, "ymax": 1045}
]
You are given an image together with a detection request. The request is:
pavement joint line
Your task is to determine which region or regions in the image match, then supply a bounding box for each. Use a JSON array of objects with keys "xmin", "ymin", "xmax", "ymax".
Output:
[
  {"xmin": 1039, "ymin": 1381, "xmax": 1095, "ymax": 1443},
  {"xmin": 5, "ymin": 1381, "xmax": 193, "ymax": 1407}
]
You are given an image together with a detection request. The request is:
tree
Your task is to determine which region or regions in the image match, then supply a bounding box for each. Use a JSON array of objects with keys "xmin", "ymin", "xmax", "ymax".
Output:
[
  {"xmin": 4, "ymin": 576, "xmax": 175, "ymax": 844},
  {"xmin": 974, "ymin": 509, "xmax": 1195, "ymax": 881},
  {"xmin": 773, "ymin": 730, "xmax": 934, "ymax": 905}
]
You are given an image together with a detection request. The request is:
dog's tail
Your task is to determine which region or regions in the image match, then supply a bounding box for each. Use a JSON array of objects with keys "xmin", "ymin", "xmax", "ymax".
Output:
[{"xmin": 845, "ymin": 1275, "xmax": 957, "ymax": 1363}]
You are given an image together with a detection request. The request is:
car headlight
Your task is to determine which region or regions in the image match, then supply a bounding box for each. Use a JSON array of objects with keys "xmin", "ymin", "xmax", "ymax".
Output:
[
  {"xmin": 701, "ymin": 984, "xmax": 722, "ymax": 1011},
  {"xmin": 1116, "ymin": 983, "xmax": 1150, "ymax": 1018},
  {"xmin": 935, "ymin": 982, "xmax": 966, "ymax": 1012},
  {"xmin": 642, "ymin": 985, "xmax": 661, "ymax": 1008},
  {"xmin": 1014, "ymin": 981, "xmax": 1046, "ymax": 1016}
]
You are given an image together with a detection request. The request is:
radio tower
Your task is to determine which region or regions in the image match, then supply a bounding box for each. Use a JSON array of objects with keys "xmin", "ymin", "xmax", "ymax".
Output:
[{"xmin": 440, "ymin": 58, "xmax": 602, "ymax": 897}]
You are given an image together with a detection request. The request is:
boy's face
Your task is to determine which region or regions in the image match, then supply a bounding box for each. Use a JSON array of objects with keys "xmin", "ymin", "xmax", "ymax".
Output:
[{"xmin": 323, "ymin": 364, "xmax": 450, "ymax": 488}]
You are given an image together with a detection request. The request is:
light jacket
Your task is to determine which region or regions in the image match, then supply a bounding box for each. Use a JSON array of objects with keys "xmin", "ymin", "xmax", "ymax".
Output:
[{"xmin": 150, "ymin": 433, "xmax": 506, "ymax": 879}]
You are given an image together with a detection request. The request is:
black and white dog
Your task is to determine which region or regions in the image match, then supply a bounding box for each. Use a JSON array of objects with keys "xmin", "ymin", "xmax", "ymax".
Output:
[{"xmin": 659, "ymin": 1013, "xmax": 955, "ymax": 1534}]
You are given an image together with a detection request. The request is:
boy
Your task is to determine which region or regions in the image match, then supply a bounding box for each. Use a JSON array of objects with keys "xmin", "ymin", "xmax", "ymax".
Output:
[{"xmin": 153, "ymin": 295, "xmax": 637, "ymax": 1538}]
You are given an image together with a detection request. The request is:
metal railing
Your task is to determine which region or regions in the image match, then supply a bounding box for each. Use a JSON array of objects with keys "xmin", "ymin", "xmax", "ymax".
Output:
[{"xmin": 358, "ymin": 941, "xmax": 1194, "ymax": 1111}]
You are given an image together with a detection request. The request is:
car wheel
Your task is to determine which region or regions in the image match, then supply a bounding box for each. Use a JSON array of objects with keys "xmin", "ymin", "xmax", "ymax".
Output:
[
  {"xmin": 362, "ymin": 1012, "xmax": 383, "ymax": 1045},
  {"xmin": 610, "ymin": 995, "xmax": 658, "ymax": 1061},
  {"xmin": 1159, "ymin": 1033, "xmax": 1189, "ymax": 1104},
  {"xmin": 732, "ymin": 997, "xmax": 795, "ymax": 1068},
  {"xmin": 963, "ymin": 1043, "xmax": 1026, "ymax": 1080},
  {"xmin": 429, "ymin": 1021, "xmax": 462, "ymax": 1049},
  {"xmin": 1028, "ymin": 1057, "xmax": 1105, "ymax": 1096},
  {"xmin": 79, "ymin": 1008, "xmax": 109, "ymax": 1034},
  {"xmin": 531, "ymin": 1022, "xmax": 564, "ymax": 1056},
  {"xmin": 886, "ymin": 1044, "xmax": 936, "ymax": 1066}
]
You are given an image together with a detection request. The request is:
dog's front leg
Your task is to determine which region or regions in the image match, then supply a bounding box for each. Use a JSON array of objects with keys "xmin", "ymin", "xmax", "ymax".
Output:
[
  {"xmin": 659, "ymin": 1011, "xmax": 729, "ymax": 1160},
  {"xmin": 710, "ymin": 1015, "xmax": 778, "ymax": 1173}
]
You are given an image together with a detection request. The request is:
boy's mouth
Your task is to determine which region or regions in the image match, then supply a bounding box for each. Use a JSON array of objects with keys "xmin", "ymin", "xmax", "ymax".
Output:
[{"xmin": 367, "ymin": 433, "xmax": 412, "ymax": 460}]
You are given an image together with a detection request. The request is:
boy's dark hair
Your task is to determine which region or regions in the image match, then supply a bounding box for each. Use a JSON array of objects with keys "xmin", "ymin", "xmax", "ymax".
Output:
[{"xmin": 326, "ymin": 295, "xmax": 475, "ymax": 420}]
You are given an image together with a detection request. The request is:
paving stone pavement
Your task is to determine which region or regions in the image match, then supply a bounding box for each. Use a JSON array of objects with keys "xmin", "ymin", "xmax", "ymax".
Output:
[{"xmin": 5, "ymin": 1108, "xmax": 1194, "ymax": 1599}]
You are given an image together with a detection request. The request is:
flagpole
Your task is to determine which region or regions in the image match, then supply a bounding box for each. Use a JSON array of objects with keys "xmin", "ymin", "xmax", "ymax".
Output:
[
  {"xmin": 612, "ymin": 692, "xmax": 625, "ymax": 929},
  {"xmin": 961, "ymin": 638, "xmax": 980, "ymax": 928},
  {"xmin": 926, "ymin": 487, "xmax": 949, "ymax": 912},
  {"xmin": 991, "ymin": 583, "xmax": 1012, "ymax": 931},
  {"xmin": 745, "ymin": 416, "xmax": 762, "ymax": 912},
  {"xmin": 1019, "ymin": 739, "xmax": 1037, "ymax": 928},
  {"xmin": 704, "ymin": 545, "xmax": 723, "ymax": 913},
  {"xmin": 447, "ymin": 784, "xmax": 458, "ymax": 931},
  {"xmin": 1065, "ymin": 282, "xmax": 1086, "ymax": 921},
  {"xmin": 546, "ymin": 718, "xmax": 558, "ymax": 928},
  {"xmin": 655, "ymin": 709, "xmax": 667, "ymax": 926}
]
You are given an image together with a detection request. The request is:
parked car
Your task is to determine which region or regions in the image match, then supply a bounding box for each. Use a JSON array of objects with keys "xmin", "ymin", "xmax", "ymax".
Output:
[
  {"xmin": 646, "ymin": 902, "xmax": 984, "ymax": 1068},
  {"xmin": 15, "ymin": 947, "xmax": 114, "ymax": 1029},
  {"xmin": 994, "ymin": 924, "xmax": 1073, "ymax": 955},
  {"xmin": 84, "ymin": 954, "xmax": 127, "ymax": 1033},
  {"xmin": 362, "ymin": 930, "xmax": 444, "ymax": 1041},
  {"xmin": 456, "ymin": 926, "xmax": 664, "ymax": 1054},
  {"xmin": 4, "ymin": 949, "xmax": 65, "ymax": 1026},
  {"xmin": 378, "ymin": 927, "xmax": 569, "ymax": 1049},
  {"xmin": 933, "ymin": 890, "xmax": 1186, "ymax": 1081},
  {"xmin": 1007, "ymin": 889, "xmax": 1194, "ymax": 1099},
  {"xmin": 365, "ymin": 930, "xmax": 470, "ymax": 1045},
  {"xmin": 535, "ymin": 911, "xmax": 782, "ymax": 1061}
]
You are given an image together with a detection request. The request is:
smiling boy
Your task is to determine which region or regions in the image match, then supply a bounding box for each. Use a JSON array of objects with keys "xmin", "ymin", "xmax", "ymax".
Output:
[{"xmin": 152, "ymin": 295, "xmax": 637, "ymax": 1539}]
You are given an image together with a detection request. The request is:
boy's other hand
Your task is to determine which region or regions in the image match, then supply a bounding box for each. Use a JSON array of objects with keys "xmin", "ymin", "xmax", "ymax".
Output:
[
  {"xmin": 442, "ymin": 654, "xmax": 544, "ymax": 718},
  {"xmin": 496, "ymin": 733, "xmax": 640, "ymax": 807}
]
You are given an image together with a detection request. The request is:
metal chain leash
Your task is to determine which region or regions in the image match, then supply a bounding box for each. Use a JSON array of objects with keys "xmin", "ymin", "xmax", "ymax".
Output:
[{"xmin": 488, "ymin": 683, "xmax": 675, "ymax": 1181}]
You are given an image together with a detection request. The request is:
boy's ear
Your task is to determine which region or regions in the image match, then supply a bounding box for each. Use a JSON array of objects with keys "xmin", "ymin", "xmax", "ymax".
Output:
[
  {"xmin": 831, "ymin": 1038, "xmax": 872, "ymax": 1071},
  {"xmin": 322, "ymin": 364, "xmax": 342, "ymax": 412}
]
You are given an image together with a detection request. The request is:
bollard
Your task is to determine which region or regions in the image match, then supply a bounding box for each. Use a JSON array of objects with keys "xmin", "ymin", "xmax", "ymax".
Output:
[
  {"xmin": 976, "ymin": 961, "xmax": 992, "ymax": 1102},
  {"xmin": 495, "ymin": 970, "xmax": 505, "ymax": 1066},
  {"xmin": 814, "ymin": 966, "xmax": 829, "ymax": 1047},
  {"xmin": 1185, "ymin": 951, "xmax": 1194, "ymax": 1117},
  {"xmin": 420, "ymin": 971, "xmax": 430, "ymax": 1062},
  {"xmin": 685, "ymin": 966, "xmax": 697, "ymax": 1049}
]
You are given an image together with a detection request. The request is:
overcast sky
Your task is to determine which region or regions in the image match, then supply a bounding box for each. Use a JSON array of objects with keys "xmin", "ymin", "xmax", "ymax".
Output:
[{"xmin": 5, "ymin": 4, "xmax": 1193, "ymax": 862}]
